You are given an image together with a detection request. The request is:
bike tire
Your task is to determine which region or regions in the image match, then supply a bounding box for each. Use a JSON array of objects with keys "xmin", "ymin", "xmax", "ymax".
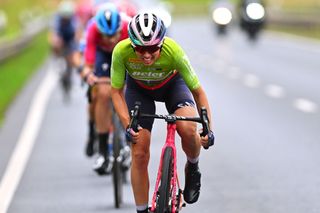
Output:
[
  {"xmin": 156, "ymin": 147, "xmax": 173, "ymax": 213},
  {"xmin": 112, "ymin": 114, "xmax": 123, "ymax": 208}
]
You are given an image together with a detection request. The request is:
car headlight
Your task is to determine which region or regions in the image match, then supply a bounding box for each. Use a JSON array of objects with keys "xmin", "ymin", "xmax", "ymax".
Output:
[
  {"xmin": 212, "ymin": 7, "xmax": 232, "ymax": 25},
  {"xmin": 246, "ymin": 3, "xmax": 265, "ymax": 20}
]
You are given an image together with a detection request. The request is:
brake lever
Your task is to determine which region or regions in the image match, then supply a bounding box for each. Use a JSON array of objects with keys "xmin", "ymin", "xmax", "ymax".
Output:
[
  {"xmin": 200, "ymin": 107, "xmax": 209, "ymax": 137},
  {"xmin": 129, "ymin": 104, "xmax": 140, "ymax": 132}
]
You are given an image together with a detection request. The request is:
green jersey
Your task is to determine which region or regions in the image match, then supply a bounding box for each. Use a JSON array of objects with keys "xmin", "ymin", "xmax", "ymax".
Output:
[{"xmin": 111, "ymin": 37, "xmax": 201, "ymax": 90}]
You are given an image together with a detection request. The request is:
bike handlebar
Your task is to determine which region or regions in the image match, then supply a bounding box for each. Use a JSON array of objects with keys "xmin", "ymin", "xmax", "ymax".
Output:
[{"xmin": 128, "ymin": 104, "xmax": 211, "ymax": 140}]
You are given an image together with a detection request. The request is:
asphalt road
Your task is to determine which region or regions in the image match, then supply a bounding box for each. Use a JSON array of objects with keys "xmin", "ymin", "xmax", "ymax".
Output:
[{"xmin": 1, "ymin": 17, "xmax": 320, "ymax": 213}]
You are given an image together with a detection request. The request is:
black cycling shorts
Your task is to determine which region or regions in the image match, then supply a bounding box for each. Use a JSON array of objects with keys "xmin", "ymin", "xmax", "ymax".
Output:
[
  {"xmin": 125, "ymin": 74, "xmax": 195, "ymax": 132},
  {"xmin": 94, "ymin": 48, "xmax": 112, "ymax": 78}
]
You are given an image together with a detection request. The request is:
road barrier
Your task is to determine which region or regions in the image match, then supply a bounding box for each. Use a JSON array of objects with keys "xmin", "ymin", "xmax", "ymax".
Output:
[
  {"xmin": 267, "ymin": 9, "xmax": 320, "ymax": 28},
  {"xmin": 0, "ymin": 16, "xmax": 48, "ymax": 63}
]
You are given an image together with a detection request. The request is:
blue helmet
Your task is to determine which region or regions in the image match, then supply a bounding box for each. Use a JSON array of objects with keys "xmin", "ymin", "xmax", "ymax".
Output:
[{"xmin": 95, "ymin": 4, "xmax": 121, "ymax": 36}]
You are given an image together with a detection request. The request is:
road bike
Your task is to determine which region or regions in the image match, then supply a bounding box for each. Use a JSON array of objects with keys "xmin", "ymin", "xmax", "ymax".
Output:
[
  {"xmin": 111, "ymin": 105, "xmax": 131, "ymax": 208},
  {"xmin": 129, "ymin": 104, "xmax": 212, "ymax": 213},
  {"xmin": 56, "ymin": 47, "xmax": 74, "ymax": 102},
  {"xmin": 88, "ymin": 80, "xmax": 131, "ymax": 208}
]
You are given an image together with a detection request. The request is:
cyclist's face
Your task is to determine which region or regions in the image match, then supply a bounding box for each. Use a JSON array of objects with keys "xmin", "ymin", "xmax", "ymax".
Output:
[
  {"xmin": 102, "ymin": 31, "xmax": 121, "ymax": 45},
  {"xmin": 134, "ymin": 47, "xmax": 161, "ymax": 66}
]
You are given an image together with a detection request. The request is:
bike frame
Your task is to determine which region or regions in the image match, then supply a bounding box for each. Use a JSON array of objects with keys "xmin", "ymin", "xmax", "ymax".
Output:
[
  {"xmin": 129, "ymin": 104, "xmax": 211, "ymax": 212},
  {"xmin": 150, "ymin": 122, "xmax": 181, "ymax": 212}
]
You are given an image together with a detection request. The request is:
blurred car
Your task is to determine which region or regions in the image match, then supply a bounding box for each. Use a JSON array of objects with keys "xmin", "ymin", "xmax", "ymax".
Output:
[
  {"xmin": 210, "ymin": 0, "xmax": 234, "ymax": 35},
  {"xmin": 238, "ymin": 0, "xmax": 266, "ymax": 40}
]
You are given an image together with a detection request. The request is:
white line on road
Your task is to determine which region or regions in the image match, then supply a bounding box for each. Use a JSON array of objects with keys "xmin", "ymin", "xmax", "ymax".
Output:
[
  {"xmin": 264, "ymin": 84, "xmax": 286, "ymax": 99},
  {"xmin": 0, "ymin": 66, "xmax": 58, "ymax": 213},
  {"xmin": 206, "ymin": 55, "xmax": 318, "ymax": 115},
  {"xmin": 243, "ymin": 74, "xmax": 260, "ymax": 88},
  {"xmin": 293, "ymin": 98, "xmax": 318, "ymax": 113},
  {"xmin": 226, "ymin": 66, "xmax": 241, "ymax": 80}
]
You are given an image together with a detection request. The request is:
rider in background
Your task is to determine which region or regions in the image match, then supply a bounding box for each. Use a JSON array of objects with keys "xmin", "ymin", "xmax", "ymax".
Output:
[
  {"xmin": 80, "ymin": 3, "xmax": 130, "ymax": 175},
  {"xmin": 49, "ymin": 0, "xmax": 80, "ymax": 99},
  {"xmin": 75, "ymin": 0, "xmax": 137, "ymax": 158},
  {"xmin": 110, "ymin": 12, "xmax": 215, "ymax": 213},
  {"xmin": 49, "ymin": 0, "xmax": 78, "ymax": 63},
  {"xmin": 113, "ymin": 0, "xmax": 137, "ymax": 17},
  {"xmin": 75, "ymin": 0, "xmax": 94, "ymax": 33},
  {"xmin": 73, "ymin": 0, "xmax": 96, "ymax": 157}
]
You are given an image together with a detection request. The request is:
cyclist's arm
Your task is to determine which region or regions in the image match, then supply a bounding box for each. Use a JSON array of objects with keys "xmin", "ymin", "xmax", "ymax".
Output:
[
  {"xmin": 84, "ymin": 23, "xmax": 97, "ymax": 67},
  {"xmin": 191, "ymin": 86, "xmax": 213, "ymax": 129},
  {"xmin": 111, "ymin": 87, "xmax": 131, "ymax": 129},
  {"xmin": 110, "ymin": 41, "xmax": 130, "ymax": 129},
  {"xmin": 81, "ymin": 23, "xmax": 97, "ymax": 82}
]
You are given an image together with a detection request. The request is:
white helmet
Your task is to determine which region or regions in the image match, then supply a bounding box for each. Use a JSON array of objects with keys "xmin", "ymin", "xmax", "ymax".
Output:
[{"xmin": 128, "ymin": 12, "xmax": 166, "ymax": 46}]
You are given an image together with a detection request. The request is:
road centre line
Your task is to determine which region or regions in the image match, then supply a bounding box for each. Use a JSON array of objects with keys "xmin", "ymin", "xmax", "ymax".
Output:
[
  {"xmin": 0, "ymin": 66, "xmax": 58, "ymax": 213},
  {"xmin": 264, "ymin": 84, "xmax": 286, "ymax": 99},
  {"xmin": 243, "ymin": 73, "xmax": 261, "ymax": 88},
  {"xmin": 293, "ymin": 98, "xmax": 318, "ymax": 113},
  {"xmin": 209, "ymin": 59, "xmax": 318, "ymax": 114}
]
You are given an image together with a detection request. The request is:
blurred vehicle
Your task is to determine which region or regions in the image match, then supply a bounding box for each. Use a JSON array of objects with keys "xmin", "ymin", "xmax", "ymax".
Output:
[
  {"xmin": 238, "ymin": 0, "xmax": 266, "ymax": 40},
  {"xmin": 210, "ymin": 0, "xmax": 233, "ymax": 35}
]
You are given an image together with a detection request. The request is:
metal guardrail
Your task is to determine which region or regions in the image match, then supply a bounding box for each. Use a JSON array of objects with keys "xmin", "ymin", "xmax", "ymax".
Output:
[
  {"xmin": 0, "ymin": 16, "xmax": 48, "ymax": 63},
  {"xmin": 266, "ymin": 9, "xmax": 320, "ymax": 28}
]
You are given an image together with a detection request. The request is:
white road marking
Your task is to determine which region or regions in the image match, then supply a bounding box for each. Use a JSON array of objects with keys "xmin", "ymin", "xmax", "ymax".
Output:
[
  {"xmin": 205, "ymin": 54, "xmax": 318, "ymax": 115},
  {"xmin": 264, "ymin": 84, "xmax": 286, "ymax": 99},
  {"xmin": 243, "ymin": 74, "xmax": 260, "ymax": 88},
  {"xmin": 0, "ymin": 66, "xmax": 58, "ymax": 213},
  {"xmin": 226, "ymin": 66, "xmax": 241, "ymax": 80},
  {"xmin": 212, "ymin": 59, "xmax": 226, "ymax": 73},
  {"xmin": 293, "ymin": 98, "xmax": 318, "ymax": 113}
]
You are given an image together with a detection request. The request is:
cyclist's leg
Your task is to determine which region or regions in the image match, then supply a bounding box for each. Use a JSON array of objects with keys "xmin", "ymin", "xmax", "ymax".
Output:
[
  {"xmin": 130, "ymin": 129, "xmax": 151, "ymax": 208},
  {"xmin": 165, "ymin": 77, "xmax": 202, "ymax": 204},
  {"xmin": 165, "ymin": 77, "xmax": 201, "ymax": 158},
  {"xmin": 85, "ymin": 86, "xmax": 97, "ymax": 157},
  {"xmin": 125, "ymin": 81, "xmax": 156, "ymax": 211},
  {"xmin": 175, "ymin": 106, "xmax": 201, "ymax": 158},
  {"xmin": 92, "ymin": 49, "xmax": 113, "ymax": 174}
]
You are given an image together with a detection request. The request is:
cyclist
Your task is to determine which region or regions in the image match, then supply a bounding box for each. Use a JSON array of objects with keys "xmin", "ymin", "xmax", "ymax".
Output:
[
  {"xmin": 49, "ymin": 0, "xmax": 78, "ymax": 62},
  {"xmin": 49, "ymin": 0, "xmax": 79, "ymax": 98},
  {"xmin": 110, "ymin": 12, "xmax": 215, "ymax": 213},
  {"xmin": 80, "ymin": 3, "xmax": 130, "ymax": 175}
]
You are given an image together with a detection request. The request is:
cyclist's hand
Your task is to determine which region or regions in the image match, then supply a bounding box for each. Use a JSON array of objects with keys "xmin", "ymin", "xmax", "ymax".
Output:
[
  {"xmin": 85, "ymin": 73, "xmax": 97, "ymax": 86},
  {"xmin": 125, "ymin": 126, "xmax": 142, "ymax": 144},
  {"xmin": 200, "ymin": 130, "xmax": 215, "ymax": 149}
]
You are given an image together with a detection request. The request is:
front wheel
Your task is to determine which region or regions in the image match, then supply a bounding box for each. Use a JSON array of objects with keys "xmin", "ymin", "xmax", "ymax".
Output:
[
  {"xmin": 156, "ymin": 147, "xmax": 173, "ymax": 213},
  {"xmin": 112, "ymin": 115, "xmax": 124, "ymax": 208}
]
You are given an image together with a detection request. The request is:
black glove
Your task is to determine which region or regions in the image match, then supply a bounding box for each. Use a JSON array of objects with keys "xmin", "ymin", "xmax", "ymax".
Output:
[
  {"xmin": 125, "ymin": 126, "xmax": 135, "ymax": 143},
  {"xmin": 204, "ymin": 130, "xmax": 215, "ymax": 149}
]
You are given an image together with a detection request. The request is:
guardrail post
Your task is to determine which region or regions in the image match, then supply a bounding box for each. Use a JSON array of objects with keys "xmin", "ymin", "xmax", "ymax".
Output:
[{"xmin": 0, "ymin": 10, "xmax": 7, "ymax": 34}]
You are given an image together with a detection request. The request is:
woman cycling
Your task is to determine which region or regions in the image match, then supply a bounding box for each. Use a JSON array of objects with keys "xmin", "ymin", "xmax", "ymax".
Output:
[
  {"xmin": 80, "ymin": 3, "xmax": 130, "ymax": 175},
  {"xmin": 110, "ymin": 12, "xmax": 215, "ymax": 213}
]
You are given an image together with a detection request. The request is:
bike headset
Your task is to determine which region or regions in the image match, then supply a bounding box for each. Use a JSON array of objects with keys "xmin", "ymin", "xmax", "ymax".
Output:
[
  {"xmin": 95, "ymin": 4, "xmax": 121, "ymax": 36},
  {"xmin": 128, "ymin": 12, "xmax": 167, "ymax": 48}
]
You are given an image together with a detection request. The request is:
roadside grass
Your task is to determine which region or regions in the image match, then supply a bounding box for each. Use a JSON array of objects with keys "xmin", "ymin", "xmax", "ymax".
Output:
[
  {"xmin": 0, "ymin": 1, "xmax": 53, "ymax": 38},
  {"xmin": 0, "ymin": 31, "xmax": 50, "ymax": 125}
]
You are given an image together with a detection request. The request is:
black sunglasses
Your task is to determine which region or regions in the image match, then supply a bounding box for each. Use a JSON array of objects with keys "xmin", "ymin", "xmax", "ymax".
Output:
[{"xmin": 133, "ymin": 45, "xmax": 161, "ymax": 54}]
